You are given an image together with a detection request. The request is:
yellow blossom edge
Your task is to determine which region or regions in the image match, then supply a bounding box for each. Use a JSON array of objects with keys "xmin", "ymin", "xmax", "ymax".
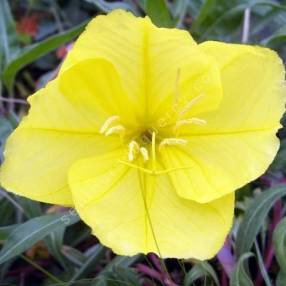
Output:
[
  {"xmin": 0, "ymin": 60, "xmax": 125, "ymax": 205},
  {"xmin": 68, "ymin": 149, "xmax": 235, "ymax": 259},
  {"xmin": 161, "ymin": 42, "xmax": 286, "ymax": 203}
]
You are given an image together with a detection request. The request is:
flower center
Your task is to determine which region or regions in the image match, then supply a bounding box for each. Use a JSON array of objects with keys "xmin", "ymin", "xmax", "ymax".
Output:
[
  {"xmin": 99, "ymin": 90, "xmax": 207, "ymax": 174},
  {"xmin": 99, "ymin": 113, "xmax": 205, "ymax": 176}
]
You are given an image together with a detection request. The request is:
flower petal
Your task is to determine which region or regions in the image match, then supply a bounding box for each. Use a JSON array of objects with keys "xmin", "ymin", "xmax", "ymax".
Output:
[
  {"xmin": 192, "ymin": 42, "xmax": 286, "ymax": 133},
  {"xmin": 59, "ymin": 58, "xmax": 137, "ymax": 127},
  {"xmin": 161, "ymin": 42, "xmax": 285, "ymax": 203},
  {"xmin": 0, "ymin": 79, "xmax": 120, "ymax": 205},
  {"xmin": 161, "ymin": 129, "xmax": 279, "ymax": 202},
  {"xmin": 61, "ymin": 10, "xmax": 222, "ymax": 122},
  {"xmin": 68, "ymin": 150, "xmax": 234, "ymax": 259}
]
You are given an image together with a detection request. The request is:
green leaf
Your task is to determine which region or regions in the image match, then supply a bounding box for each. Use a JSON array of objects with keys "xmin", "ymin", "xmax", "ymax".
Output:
[
  {"xmin": 254, "ymin": 240, "xmax": 272, "ymax": 286},
  {"xmin": 192, "ymin": 0, "xmax": 215, "ymax": 31},
  {"xmin": 173, "ymin": 0, "xmax": 189, "ymax": 27},
  {"xmin": 277, "ymin": 271, "xmax": 286, "ymax": 286},
  {"xmin": 145, "ymin": 0, "xmax": 174, "ymax": 27},
  {"xmin": 230, "ymin": 253, "xmax": 254, "ymax": 286},
  {"xmin": 0, "ymin": 0, "xmax": 19, "ymax": 95},
  {"xmin": 0, "ymin": 224, "xmax": 18, "ymax": 242},
  {"xmin": 68, "ymin": 244, "xmax": 106, "ymax": 284},
  {"xmin": 0, "ymin": 211, "xmax": 80, "ymax": 264},
  {"xmin": 94, "ymin": 255, "xmax": 142, "ymax": 285},
  {"xmin": 62, "ymin": 245, "xmax": 88, "ymax": 267},
  {"xmin": 15, "ymin": 196, "xmax": 42, "ymax": 218},
  {"xmin": 101, "ymin": 255, "xmax": 142, "ymax": 271},
  {"xmin": 45, "ymin": 227, "xmax": 70, "ymax": 270},
  {"xmin": 184, "ymin": 261, "xmax": 219, "ymax": 286},
  {"xmin": 3, "ymin": 20, "xmax": 88, "ymax": 92},
  {"xmin": 95, "ymin": 266, "xmax": 141, "ymax": 286},
  {"xmin": 0, "ymin": 198, "xmax": 14, "ymax": 225},
  {"xmin": 251, "ymin": 0, "xmax": 286, "ymax": 10},
  {"xmin": 0, "ymin": 0, "xmax": 19, "ymax": 68},
  {"xmin": 198, "ymin": 3, "xmax": 247, "ymax": 40},
  {"xmin": 261, "ymin": 26, "xmax": 286, "ymax": 46},
  {"xmin": 0, "ymin": 116, "xmax": 13, "ymax": 143},
  {"xmin": 273, "ymin": 217, "xmax": 286, "ymax": 272},
  {"xmin": 235, "ymin": 185, "xmax": 286, "ymax": 257},
  {"xmin": 84, "ymin": 0, "xmax": 137, "ymax": 13}
]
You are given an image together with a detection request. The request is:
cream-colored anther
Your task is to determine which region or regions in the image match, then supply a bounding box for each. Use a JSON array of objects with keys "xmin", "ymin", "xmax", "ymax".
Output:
[
  {"xmin": 159, "ymin": 138, "xmax": 187, "ymax": 150},
  {"xmin": 179, "ymin": 94, "xmax": 204, "ymax": 116},
  {"xmin": 105, "ymin": 125, "xmax": 125, "ymax": 136},
  {"xmin": 139, "ymin": 147, "xmax": 149, "ymax": 161},
  {"xmin": 128, "ymin": 141, "xmax": 139, "ymax": 161},
  {"xmin": 100, "ymin": 115, "xmax": 120, "ymax": 134},
  {"xmin": 175, "ymin": 117, "xmax": 206, "ymax": 129}
]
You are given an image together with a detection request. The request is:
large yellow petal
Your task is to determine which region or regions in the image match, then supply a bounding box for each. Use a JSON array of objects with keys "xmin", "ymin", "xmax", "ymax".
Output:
[
  {"xmin": 59, "ymin": 59, "xmax": 137, "ymax": 128},
  {"xmin": 61, "ymin": 10, "xmax": 222, "ymax": 123},
  {"xmin": 160, "ymin": 129, "xmax": 278, "ymax": 203},
  {"xmin": 161, "ymin": 42, "xmax": 285, "ymax": 203},
  {"xmin": 192, "ymin": 42, "xmax": 285, "ymax": 133},
  {"xmin": 68, "ymin": 150, "xmax": 234, "ymax": 259},
  {"xmin": 0, "ymin": 78, "xmax": 120, "ymax": 205}
]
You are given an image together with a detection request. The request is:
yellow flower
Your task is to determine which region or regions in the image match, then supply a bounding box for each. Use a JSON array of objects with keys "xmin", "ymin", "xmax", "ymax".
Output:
[{"xmin": 1, "ymin": 10, "xmax": 285, "ymax": 259}]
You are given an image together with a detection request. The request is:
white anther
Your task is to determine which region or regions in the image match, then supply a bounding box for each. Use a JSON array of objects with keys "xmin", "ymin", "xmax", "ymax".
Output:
[
  {"xmin": 128, "ymin": 141, "xmax": 139, "ymax": 161},
  {"xmin": 105, "ymin": 125, "xmax": 125, "ymax": 136},
  {"xmin": 179, "ymin": 94, "xmax": 204, "ymax": 116},
  {"xmin": 159, "ymin": 138, "xmax": 188, "ymax": 150},
  {"xmin": 100, "ymin": 115, "xmax": 120, "ymax": 134},
  {"xmin": 139, "ymin": 147, "xmax": 149, "ymax": 161},
  {"xmin": 175, "ymin": 117, "xmax": 206, "ymax": 129}
]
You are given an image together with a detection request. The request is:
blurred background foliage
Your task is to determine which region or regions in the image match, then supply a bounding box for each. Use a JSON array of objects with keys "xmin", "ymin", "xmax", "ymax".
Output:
[{"xmin": 1, "ymin": 0, "xmax": 286, "ymax": 285}]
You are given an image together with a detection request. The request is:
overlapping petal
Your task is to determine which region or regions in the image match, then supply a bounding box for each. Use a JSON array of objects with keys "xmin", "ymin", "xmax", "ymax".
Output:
[
  {"xmin": 68, "ymin": 150, "xmax": 234, "ymax": 259},
  {"xmin": 0, "ymin": 9, "xmax": 284, "ymax": 260},
  {"xmin": 59, "ymin": 59, "xmax": 137, "ymax": 127},
  {"xmin": 61, "ymin": 10, "xmax": 223, "ymax": 123},
  {"xmin": 0, "ymin": 59, "xmax": 127, "ymax": 205},
  {"xmin": 162, "ymin": 43, "xmax": 286, "ymax": 202}
]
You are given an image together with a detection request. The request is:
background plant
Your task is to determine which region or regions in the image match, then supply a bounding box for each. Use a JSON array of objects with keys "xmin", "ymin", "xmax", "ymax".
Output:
[{"xmin": 1, "ymin": 0, "xmax": 286, "ymax": 285}]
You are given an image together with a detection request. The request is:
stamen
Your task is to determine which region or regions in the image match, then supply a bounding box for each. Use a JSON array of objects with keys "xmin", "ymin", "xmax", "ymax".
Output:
[
  {"xmin": 100, "ymin": 115, "xmax": 120, "ymax": 134},
  {"xmin": 179, "ymin": 94, "xmax": 204, "ymax": 117},
  {"xmin": 104, "ymin": 125, "xmax": 125, "ymax": 136},
  {"xmin": 159, "ymin": 138, "xmax": 187, "ymax": 150},
  {"xmin": 119, "ymin": 160, "xmax": 153, "ymax": 175},
  {"xmin": 128, "ymin": 141, "xmax": 139, "ymax": 161},
  {"xmin": 119, "ymin": 160, "xmax": 193, "ymax": 175},
  {"xmin": 139, "ymin": 147, "xmax": 149, "ymax": 161},
  {"xmin": 175, "ymin": 117, "xmax": 206, "ymax": 129}
]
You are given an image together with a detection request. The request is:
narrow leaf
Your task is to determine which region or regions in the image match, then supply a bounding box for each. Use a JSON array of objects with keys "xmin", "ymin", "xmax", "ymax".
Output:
[
  {"xmin": 0, "ymin": 0, "xmax": 19, "ymax": 67},
  {"xmin": 277, "ymin": 271, "xmax": 286, "ymax": 286},
  {"xmin": 68, "ymin": 244, "xmax": 106, "ymax": 284},
  {"xmin": 192, "ymin": 0, "xmax": 215, "ymax": 30},
  {"xmin": 0, "ymin": 211, "xmax": 79, "ymax": 264},
  {"xmin": 93, "ymin": 255, "xmax": 141, "ymax": 285},
  {"xmin": 235, "ymin": 185, "xmax": 286, "ymax": 257},
  {"xmin": 62, "ymin": 245, "xmax": 88, "ymax": 267},
  {"xmin": 184, "ymin": 261, "xmax": 219, "ymax": 286},
  {"xmin": 84, "ymin": 0, "xmax": 137, "ymax": 13},
  {"xmin": 273, "ymin": 217, "xmax": 286, "ymax": 272},
  {"xmin": 261, "ymin": 26, "xmax": 286, "ymax": 46},
  {"xmin": 0, "ymin": 224, "xmax": 18, "ymax": 241},
  {"xmin": 15, "ymin": 196, "xmax": 42, "ymax": 218},
  {"xmin": 145, "ymin": 0, "xmax": 173, "ymax": 27},
  {"xmin": 230, "ymin": 253, "xmax": 254, "ymax": 286},
  {"xmin": 3, "ymin": 21, "xmax": 87, "ymax": 91}
]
